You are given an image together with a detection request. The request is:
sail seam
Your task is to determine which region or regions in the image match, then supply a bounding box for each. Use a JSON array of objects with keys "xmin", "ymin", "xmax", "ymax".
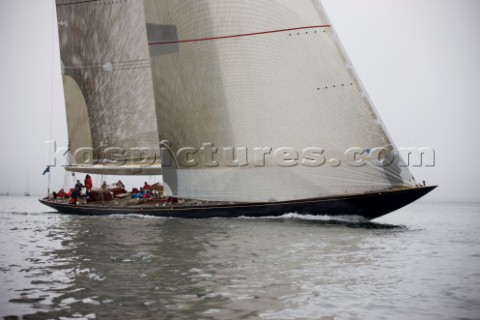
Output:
[
  {"xmin": 56, "ymin": 0, "xmax": 102, "ymax": 6},
  {"xmin": 148, "ymin": 25, "xmax": 331, "ymax": 46},
  {"xmin": 63, "ymin": 59, "xmax": 150, "ymax": 71}
]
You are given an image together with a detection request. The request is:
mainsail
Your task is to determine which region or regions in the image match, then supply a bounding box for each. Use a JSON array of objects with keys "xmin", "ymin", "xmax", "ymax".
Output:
[
  {"xmin": 56, "ymin": 0, "xmax": 160, "ymax": 175},
  {"xmin": 143, "ymin": 0, "xmax": 415, "ymax": 201}
]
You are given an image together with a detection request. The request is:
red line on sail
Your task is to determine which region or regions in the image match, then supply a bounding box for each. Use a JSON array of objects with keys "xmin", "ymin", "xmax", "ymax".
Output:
[{"xmin": 148, "ymin": 25, "xmax": 331, "ymax": 46}]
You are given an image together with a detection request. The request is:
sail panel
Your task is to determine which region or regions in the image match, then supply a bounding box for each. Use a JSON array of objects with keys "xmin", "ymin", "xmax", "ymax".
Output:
[
  {"xmin": 144, "ymin": 0, "xmax": 414, "ymax": 201},
  {"xmin": 56, "ymin": 0, "xmax": 160, "ymax": 173},
  {"xmin": 62, "ymin": 75, "xmax": 93, "ymax": 166}
]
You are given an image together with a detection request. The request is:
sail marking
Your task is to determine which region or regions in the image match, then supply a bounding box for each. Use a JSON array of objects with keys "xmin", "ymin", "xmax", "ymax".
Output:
[{"xmin": 148, "ymin": 25, "xmax": 331, "ymax": 46}]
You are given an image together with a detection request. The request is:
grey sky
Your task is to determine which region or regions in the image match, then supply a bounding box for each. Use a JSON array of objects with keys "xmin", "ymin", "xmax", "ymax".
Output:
[
  {"xmin": 322, "ymin": 0, "xmax": 480, "ymax": 203},
  {"xmin": 0, "ymin": 0, "xmax": 479, "ymax": 202}
]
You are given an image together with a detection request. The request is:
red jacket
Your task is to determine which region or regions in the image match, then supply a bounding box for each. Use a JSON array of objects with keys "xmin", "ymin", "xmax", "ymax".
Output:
[{"xmin": 85, "ymin": 177, "xmax": 93, "ymax": 190}]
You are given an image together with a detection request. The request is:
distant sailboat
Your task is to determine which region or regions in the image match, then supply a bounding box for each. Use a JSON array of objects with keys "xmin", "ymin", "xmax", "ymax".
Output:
[
  {"xmin": 40, "ymin": 0, "xmax": 435, "ymax": 219},
  {"xmin": 24, "ymin": 170, "xmax": 30, "ymax": 197}
]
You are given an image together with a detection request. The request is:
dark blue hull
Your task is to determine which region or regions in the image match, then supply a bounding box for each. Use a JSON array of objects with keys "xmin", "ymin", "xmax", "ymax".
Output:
[{"xmin": 39, "ymin": 186, "xmax": 436, "ymax": 220}]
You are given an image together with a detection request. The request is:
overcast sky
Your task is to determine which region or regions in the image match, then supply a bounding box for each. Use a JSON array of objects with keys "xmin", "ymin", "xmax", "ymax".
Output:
[{"xmin": 0, "ymin": 0, "xmax": 479, "ymax": 202}]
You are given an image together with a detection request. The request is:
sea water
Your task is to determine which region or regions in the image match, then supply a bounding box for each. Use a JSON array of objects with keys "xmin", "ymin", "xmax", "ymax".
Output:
[{"xmin": 0, "ymin": 196, "xmax": 479, "ymax": 320}]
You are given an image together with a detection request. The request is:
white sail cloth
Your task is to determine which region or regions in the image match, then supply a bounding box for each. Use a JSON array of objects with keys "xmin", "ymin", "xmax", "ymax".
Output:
[{"xmin": 144, "ymin": 0, "xmax": 414, "ymax": 201}]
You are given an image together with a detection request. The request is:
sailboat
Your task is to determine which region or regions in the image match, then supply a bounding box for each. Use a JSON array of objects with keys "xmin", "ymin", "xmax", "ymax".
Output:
[
  {"xmin": 24, "ymin": 170, "xmax": 30, "ymax": 197},
  {"xmin": 40, "ymin": 0, "xmax": 435, "ymax": 219}
]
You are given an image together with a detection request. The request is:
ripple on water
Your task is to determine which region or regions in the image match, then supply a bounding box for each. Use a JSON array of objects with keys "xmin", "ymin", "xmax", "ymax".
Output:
[{"xmin": 1, "ymin": 199, "xmax": 480, "ymax": 319}]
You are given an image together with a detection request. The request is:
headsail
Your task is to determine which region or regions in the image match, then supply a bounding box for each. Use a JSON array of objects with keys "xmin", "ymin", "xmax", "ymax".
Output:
[
  {"xmin": 143, "ymin": 0, "xmax": 415, "ymax": 201},
  {"xmin": 56, "ymin": 0, "xmax": 160, "ymax": 175}
]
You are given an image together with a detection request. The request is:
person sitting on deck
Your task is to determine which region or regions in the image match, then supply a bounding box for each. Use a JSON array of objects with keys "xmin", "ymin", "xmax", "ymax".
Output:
[
  {"xmin": 69, "ymin": 189, "xmax": 80, "ymax": 204},
  {"xmin": 57, "ymin": 189, "xmax": 67, "ymax": 198},
  {"xmin": 143, "ymin": 190, "xmax": 152, "ymax": 199},
  {"xmin": 143, "ymin": 182, "xmax": 151, "ymax": 190},
  {"xmin": 133, "ymin": 188, "xmax": 145, "ymax": 199},
  {"xmin": 68, "ymin": 197, "xmax": 77, "ymax": 204},
  {"xmin": 67, "ymin": 180, "xmax": 84, "ymax": 205}
]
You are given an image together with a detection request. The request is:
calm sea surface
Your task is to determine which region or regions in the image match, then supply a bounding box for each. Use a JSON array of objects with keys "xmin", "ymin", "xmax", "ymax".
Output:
[{"xmin": 0, "ymin": 196, "xmax": 479, "ymax": 320}]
